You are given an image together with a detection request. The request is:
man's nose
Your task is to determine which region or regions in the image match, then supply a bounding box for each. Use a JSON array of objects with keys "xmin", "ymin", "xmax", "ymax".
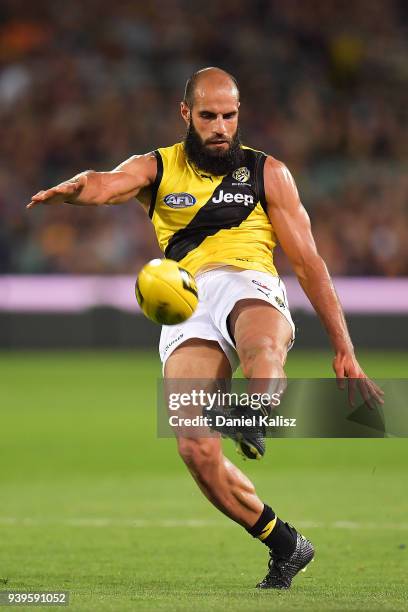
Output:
[{"xmin": 214, "ymin": 115, "xmax": 226, "ymax": 134}]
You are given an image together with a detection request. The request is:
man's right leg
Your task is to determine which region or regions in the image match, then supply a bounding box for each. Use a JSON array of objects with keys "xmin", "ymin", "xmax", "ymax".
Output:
[
  {"xmin": 164, "ymin": 338, "xmax": 314, "ymax": 589},
  {"xmin": 164, "ymin": 338, "xmax": 264, "ymax": 527}
]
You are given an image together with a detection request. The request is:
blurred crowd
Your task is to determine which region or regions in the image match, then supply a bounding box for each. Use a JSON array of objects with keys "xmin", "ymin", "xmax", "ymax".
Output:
[{"xmin": 0, "ymin": 0, "xmax": 407, "ymax": 276}]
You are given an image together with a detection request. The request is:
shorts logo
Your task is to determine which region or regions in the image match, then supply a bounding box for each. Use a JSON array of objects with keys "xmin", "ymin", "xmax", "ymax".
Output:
[
  {"xmin": 232, "ymin": 167, "xmax": 250, "ymax": 183},
  {"xmin": 256, "ymin": 287, "xmax": 270, "ymax": 298},
  {"xmin": 252, "ymin": 279, "xmax": 273, "ymax": 292},
  {"xmin": 164, "ymin": 332, "xmax": 184, "ymax": 353},
  {"xmin": 275, "ymin": 296, "xmax": 285, "ymax": 308},
  {"xmin": 164, "ymin": 193, "xmax": 196, "ymax": 208}
]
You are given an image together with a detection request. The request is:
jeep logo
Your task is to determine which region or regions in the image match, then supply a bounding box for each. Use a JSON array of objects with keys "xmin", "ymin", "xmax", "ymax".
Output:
[
  {"xmin": 212, "ymin": 190, "xmax": 254, "ymax": 206},
  {"xmin": 164, "ymin": 193, "xmax": 196, "ymax": 208}
]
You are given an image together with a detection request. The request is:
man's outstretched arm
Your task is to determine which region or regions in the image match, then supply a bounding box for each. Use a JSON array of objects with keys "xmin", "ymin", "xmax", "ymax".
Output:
[
  {"xmin": 27, "ymin": 153, "xmax": 157, "ymax": 208},
  {"xmin": 264, "ymin": 156, "xmax": 383, "ymax": 406}
]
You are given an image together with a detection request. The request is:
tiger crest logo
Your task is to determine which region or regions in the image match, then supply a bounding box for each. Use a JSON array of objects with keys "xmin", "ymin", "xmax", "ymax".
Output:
[{"xmin": 232, "ymin": 167, "xmax": 250, "ymax": 183}]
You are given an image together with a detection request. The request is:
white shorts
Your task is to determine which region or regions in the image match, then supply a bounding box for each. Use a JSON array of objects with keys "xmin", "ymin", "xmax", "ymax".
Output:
[{"xmin": 159, "ymin": 266, "xmax": 295, "ymax": 372}]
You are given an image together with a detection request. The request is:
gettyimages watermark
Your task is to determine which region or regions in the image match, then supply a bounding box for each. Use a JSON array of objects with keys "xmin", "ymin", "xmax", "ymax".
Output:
[
  {"xmin": 157, "ymin": 378, "xmax": 408, "ymax": 438},
  {"xmin": 168, "ymin": 389, "xmax": 282, "ymax": 411},
  {"xmin": 167, "ymin": 389, "xmax": 296, "ymax": 429}
]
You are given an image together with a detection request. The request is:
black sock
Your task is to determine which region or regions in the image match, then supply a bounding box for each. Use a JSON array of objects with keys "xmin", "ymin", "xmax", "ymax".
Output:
[{"xmin": 246, "ymin": 504, "xmax": 297, "ymax": 558}]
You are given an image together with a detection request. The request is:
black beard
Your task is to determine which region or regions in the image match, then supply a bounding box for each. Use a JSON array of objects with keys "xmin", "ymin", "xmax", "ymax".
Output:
[{"xmin": 184, "ymin": 121, "xmax": 244, "ymax": 175}]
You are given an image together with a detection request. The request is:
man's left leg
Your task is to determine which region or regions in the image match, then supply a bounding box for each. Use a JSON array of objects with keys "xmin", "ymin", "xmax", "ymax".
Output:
[
  {"xmin": 223, "ymin": 299, "xmax": 292, "ymax": 459},
  {"xmin": 228, "ymin": 298, "xmax": 314, "ymax": 589},
  {"xmin": 229, "ymin": 297, "xmax": 291, "ymax": 383}
]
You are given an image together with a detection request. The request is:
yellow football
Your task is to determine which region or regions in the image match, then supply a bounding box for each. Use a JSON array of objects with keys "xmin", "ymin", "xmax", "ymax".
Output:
[{"xmin": 135, "ymin": 259, "xmax": 198, "ymax": 325}]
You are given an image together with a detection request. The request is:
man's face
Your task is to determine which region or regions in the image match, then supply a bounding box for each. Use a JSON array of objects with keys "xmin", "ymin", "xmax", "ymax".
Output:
[
  {"xmin": 185, "ymin": 91, "xmax": 239, "ymax": 152},
  {"xmin": 181, "ymin": 82, "xmax": 243, "ymax": 175}
]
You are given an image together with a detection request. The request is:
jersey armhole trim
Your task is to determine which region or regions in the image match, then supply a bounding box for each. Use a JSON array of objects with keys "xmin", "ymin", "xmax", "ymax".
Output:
[
  {"xmin": 255, "ymin": 152, "xmax": 267, "ymax": 213},
  {"xmin": 148, "ymin": 150, "xmax": 163, "ymax": 219}
]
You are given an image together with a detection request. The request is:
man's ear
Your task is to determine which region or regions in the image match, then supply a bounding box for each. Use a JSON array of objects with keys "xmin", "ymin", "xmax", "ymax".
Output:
[{"xmin": 180, "ymin": 101, "xmax": 191, "ymax": 125}]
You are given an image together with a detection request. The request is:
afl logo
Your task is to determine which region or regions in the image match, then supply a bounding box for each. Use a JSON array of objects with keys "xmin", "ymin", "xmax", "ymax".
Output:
[
  {"xmin": 164, "ymin": 193, "xmax": 196, "ymax": 209},
  {"xmin": 232, "ymin": 167, "xmax": 250, "ymax": 183}
]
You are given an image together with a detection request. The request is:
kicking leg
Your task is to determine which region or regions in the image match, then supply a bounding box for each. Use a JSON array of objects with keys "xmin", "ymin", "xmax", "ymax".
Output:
[
  {"xmin": 229, "ymin": 298, "xmax": 292, "ymax": 384},
  {"xmin": 220, "ymin": 300, "xmax": 292, "ymax": 460},
  {"xmin": 229, "ymin": 301, "xmax": 315, "ymax": 587}
]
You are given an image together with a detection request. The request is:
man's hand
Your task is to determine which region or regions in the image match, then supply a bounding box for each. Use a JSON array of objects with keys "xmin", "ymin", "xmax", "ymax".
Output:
[
  {"xmin": 26, "ymin": 175, "xmax": 88, "ymax": 209},
  {"xmin": 263, "ymin": 158, "xmax": 385, "ymax": 412},
  {"xmin": 333, "ymin": 351, "xmax": 384, "ymax": 410},
  {"xmin": 27, "ymin": 154, "xmax": 157, "ymax": 209}
]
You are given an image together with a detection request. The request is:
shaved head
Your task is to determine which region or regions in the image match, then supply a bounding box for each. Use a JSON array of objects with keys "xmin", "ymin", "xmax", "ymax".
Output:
[
  {"xmin": 181, "ymin": 66, "xmax": 242, "ymax": 175},
  {"xmin": 183, "ymin": 67, "xmax": 239, "ymax": 108}
]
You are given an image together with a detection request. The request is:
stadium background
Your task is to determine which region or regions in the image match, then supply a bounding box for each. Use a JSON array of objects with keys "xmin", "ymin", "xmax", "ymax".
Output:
[{"xmin": 1, "ymin": 1, "xmax": 407, "ymax": 610}]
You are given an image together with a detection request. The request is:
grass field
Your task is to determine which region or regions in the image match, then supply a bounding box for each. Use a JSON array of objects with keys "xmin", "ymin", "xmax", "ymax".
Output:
[{"xmin": 1, "ymin": 350, "xmax": 407, "ymax": 611}]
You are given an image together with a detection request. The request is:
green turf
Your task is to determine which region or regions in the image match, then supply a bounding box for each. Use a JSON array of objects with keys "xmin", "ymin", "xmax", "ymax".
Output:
[{"xmin": 0, "ymin": 350, "xmax": 407, "ymax": 611}]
